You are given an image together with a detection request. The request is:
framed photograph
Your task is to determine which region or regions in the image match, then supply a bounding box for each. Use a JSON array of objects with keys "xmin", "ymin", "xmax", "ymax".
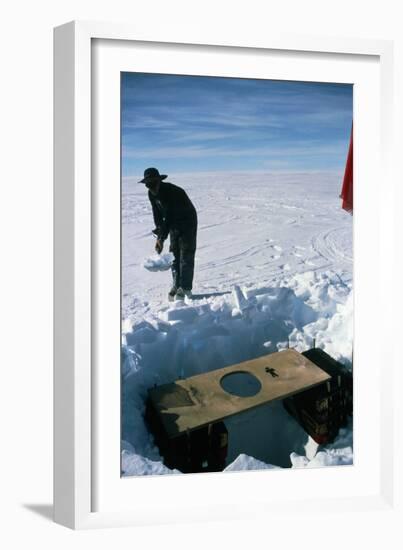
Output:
[
  {"xmin": 54, "ymin": 21, "xmax": 396, "ymax": 529},
  {"xmin": 120, "ymin": 72, "xmax": 355, "ymax": 477}
]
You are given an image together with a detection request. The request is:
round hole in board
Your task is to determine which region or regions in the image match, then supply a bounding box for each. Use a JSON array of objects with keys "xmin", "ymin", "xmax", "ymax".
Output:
[{"xmin": 220, "ymin": 371, "xmax": 262, "ymax": 397}]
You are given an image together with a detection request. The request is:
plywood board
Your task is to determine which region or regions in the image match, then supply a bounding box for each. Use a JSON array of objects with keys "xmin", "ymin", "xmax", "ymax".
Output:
[{"xmin": 148, "ymin": 349, "xmax": 331, "ymax": 438}]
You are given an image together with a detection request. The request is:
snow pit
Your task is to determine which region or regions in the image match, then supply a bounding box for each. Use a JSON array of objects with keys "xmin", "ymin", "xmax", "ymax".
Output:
[{"xmin": 121, "ymin": 270, "xmax": 353, "ymax": 476}]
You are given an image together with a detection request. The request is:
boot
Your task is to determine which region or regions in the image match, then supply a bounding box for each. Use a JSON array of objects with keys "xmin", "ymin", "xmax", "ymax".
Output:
[
  {"xmin": 168, "ymin": 286, "xmax": 177, "ymax": 302},
  {"xmin": 175, "ymin": 287, "xmax": 192, "ymax": 301},
  {"xmin": 175, "ymin": 287, "xmax": 185, "ymax": 301}
]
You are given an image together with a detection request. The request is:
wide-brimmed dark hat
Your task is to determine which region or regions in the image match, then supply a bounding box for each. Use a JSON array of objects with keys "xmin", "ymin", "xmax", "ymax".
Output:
[{"xmin": 138, "ymin": 167, "xmax": 168, "ymax": 183}]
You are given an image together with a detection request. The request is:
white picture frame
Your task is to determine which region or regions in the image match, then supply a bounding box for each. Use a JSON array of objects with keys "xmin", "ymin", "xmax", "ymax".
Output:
[{"xmin": 54, "ymin": 20, "xmax": 397, "ymax": 530}]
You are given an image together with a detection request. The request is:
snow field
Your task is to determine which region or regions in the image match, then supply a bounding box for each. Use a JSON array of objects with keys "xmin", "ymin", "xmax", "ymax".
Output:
[
  {"xmin": 121, "ymin": 171, "xmax": 353, "ymax": 476},
  {"xmin": 122, "ymin": 172, "xmax": 352, "ymax": 324}
]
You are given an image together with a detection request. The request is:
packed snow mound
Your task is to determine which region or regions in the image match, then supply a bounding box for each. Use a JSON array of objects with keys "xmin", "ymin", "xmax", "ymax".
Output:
[
  {"xmin": 122, "ymin": 441, "xmax": 181, "ymax": 476},
  {"xmin": 121, "ymin": 270, "xmax": 353, "ymax": 476},
  {"xmin": 291, "ymin": 424, "xmax": 353, "ymax": 468},
  {"xmin": 142, "ymin": 252, "xmax": 174, "ymax": 272},
  {"xmin": 306, "ymin": 448, "xmax": 353, "ymax": 468},
  {"xmin": 224, "ymin": 454, "xmax": 280, "ymax": 471}
]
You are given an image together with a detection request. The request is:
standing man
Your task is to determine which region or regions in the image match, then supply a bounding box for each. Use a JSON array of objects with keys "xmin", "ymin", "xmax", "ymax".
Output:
[{"xmin": 139, "ymin": 167, "xmax": 198, "ymax": 301}]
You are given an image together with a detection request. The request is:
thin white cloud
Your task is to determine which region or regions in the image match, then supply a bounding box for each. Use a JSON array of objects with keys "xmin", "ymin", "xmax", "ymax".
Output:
[{"xmin": 122, "ymin": 140, "xmax": 347, "ymax": 161}]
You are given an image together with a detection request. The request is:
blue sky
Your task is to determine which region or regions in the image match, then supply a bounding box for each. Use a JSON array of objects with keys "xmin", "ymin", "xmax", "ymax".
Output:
[{"xmin": 121, "ymin": 73, "xmax": 352, "ymax": 177}]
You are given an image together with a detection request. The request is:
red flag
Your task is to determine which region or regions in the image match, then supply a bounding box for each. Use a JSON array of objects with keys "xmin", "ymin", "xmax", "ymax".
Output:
[{"xmin": 340, "ymin": 125, "xmax": 353, "ymax": 214}]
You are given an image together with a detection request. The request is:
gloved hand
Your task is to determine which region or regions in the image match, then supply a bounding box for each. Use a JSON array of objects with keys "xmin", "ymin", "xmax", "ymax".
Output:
[{"xmin": 155, "ymin": 239, "xmax": 163, "ymax": 254}]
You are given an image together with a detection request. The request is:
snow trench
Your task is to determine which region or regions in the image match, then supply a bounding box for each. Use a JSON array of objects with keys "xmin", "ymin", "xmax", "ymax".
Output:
[{"xmin": 121, "ymin": 270, "xmax": 353, "ymax": 477}]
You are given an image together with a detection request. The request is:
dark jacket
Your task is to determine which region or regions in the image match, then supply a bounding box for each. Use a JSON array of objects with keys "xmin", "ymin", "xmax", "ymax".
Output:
[{"xmin": 149, "ymin": 182, "xmax": 197, "ymax": 241}]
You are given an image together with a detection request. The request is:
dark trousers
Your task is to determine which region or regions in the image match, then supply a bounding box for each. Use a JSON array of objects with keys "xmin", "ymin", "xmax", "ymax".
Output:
[{"xmin": 169, "ymin": 224, "xmax": 197, "ymax": 290}]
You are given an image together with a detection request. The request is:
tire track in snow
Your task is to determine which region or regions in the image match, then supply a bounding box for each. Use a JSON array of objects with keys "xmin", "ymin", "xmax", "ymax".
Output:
[
  {"xmin": 311, "ymin": 227, "xmax": 353, "ymax": 265},
  {"xmin": 197, "ymin": 243, "xmax": 263, "ymax": 271}
]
